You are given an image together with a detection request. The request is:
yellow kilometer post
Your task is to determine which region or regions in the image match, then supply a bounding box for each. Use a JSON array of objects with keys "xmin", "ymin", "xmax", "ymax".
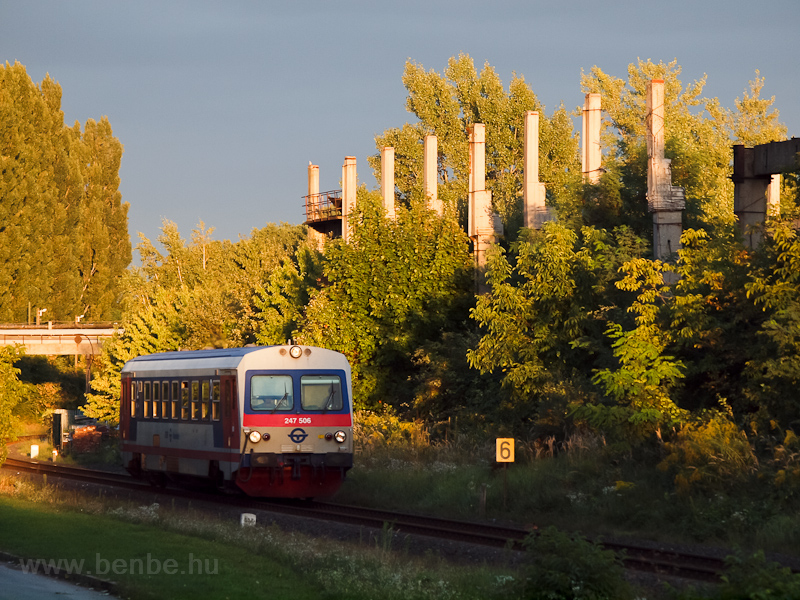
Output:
[{"xmin": 496, "ymin": 438, "xmax": 515, "ymax": 509}]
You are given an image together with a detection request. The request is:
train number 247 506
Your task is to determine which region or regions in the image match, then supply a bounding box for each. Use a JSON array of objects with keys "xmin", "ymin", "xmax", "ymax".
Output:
[{"xmin": 284, "ymin": 417, "xmax": 312, "ymax": 425}]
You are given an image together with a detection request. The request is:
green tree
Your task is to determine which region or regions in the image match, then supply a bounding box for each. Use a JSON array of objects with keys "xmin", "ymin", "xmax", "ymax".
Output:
[
  {"xmin": 590, "ymin": 258, "xmax": 687, "ymax": 439},
  {"xmin": 75, "ymin": 118, "xmax": 131, "ymax": 320},
  {"xmin": 83, "ymin": 287, "xmax": 187, "ymax": 424},
  {"xmin": 0, "ymin": 62, "xmax": 70, "ymax": 320},
  {"xmin": 228, "ymin": 223, "xmax": 310, "ymax": 342},
  {"xmin": 0, "ymin": 61, "xmax": 130, "ymax": 322},
  {"xmin": 743, "ymin": 220, "xmax": 800, "ymax": 428},
  {"xmin": 668, "ymin": 228, "xmax": 757, "ymax": 415},
  {"xmin": 300, "ymin": 189, "xmax": 472, "ymax": 409},
  {"xmin": 253, "ymin": 244, "xmax": 324, "ymax": 345},
  {"xmin": 0, "ymin": 346, "xmax": 26, "ymax": 465},
  {"xmin": 468, "ymin": 221, "xmax": 646, "ymax": 427},
  {"xmin": 84, "ymin": 221, "xmax": 310, "ymax": 420}
]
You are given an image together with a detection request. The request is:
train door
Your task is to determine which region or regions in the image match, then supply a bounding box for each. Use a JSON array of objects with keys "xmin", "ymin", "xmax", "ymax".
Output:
[
  {"xmin": 220, "ymin": 374, "xmax": 239, "ymax": 449},
  {"xmin": 121, "ymin": 374, "xmax": 132, "ymax": 441}
]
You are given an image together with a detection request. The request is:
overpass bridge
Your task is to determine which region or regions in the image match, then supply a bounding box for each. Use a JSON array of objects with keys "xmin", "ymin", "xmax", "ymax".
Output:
[{"xmin": 0, "ymin": 323, "xmax": 119, "ymax": 356}]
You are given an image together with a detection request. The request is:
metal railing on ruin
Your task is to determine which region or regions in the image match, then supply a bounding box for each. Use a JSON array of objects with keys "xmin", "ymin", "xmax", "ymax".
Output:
[{"xmin": 303, "ymin": 189, "xmax": 343, "ymax": 223}]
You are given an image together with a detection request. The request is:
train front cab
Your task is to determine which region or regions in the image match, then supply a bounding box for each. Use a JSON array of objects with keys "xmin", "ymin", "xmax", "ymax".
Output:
[{"xmin": 234, "ymin": 363, "xmax": 353, "ymax": 498}]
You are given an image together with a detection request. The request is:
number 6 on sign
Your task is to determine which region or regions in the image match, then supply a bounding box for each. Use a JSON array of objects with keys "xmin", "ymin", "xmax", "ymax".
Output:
[{"xmin": 496, "ymin": 438, "xmax": 515, "ymax": 463}]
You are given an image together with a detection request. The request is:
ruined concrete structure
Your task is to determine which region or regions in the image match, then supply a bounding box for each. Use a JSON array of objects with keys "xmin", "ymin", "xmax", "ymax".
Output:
[
  {"xmin": 523, "ymin": 111, "xmax": 549, "ymax": 229},
  {"xmin": 305, "ymin": 162, "xmax": 342, "ymax": 249},
  {"xmin": 646, "ymin": 79, "xmax": 685, "ymax": 262},
  {"xmin": 733, "ymin": 138, "xmax": 800, "ymax": 247},
  {"xmin": 581, "ymin": 93, "xmax": 602, "ymax": 184}
]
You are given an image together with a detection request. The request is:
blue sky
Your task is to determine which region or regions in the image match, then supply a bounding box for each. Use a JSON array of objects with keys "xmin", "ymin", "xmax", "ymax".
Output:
[{"xmin": 2, "ymin": 1, "xmax": 798, "ymax": 249}]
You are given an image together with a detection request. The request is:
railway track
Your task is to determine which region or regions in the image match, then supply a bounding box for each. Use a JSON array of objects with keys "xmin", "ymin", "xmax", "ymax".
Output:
[{"xmin": 1, "ymin": 457, "xmax": 734, "ymax": 582}]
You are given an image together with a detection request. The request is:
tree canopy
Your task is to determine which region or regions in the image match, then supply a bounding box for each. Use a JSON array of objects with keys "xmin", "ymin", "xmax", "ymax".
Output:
[{"xmin": 0, "ymin": 62, "xmax": 131, "ymax": 322}]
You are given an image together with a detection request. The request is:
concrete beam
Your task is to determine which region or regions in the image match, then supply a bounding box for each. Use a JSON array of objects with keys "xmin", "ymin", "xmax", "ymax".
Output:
[
  {"xmin": 734, "ymin": 138, "xmax": 800, "ymax": 178},
  {"xmin": 0, "ymin": 329, "xmax": 117, "ymax": 356}
]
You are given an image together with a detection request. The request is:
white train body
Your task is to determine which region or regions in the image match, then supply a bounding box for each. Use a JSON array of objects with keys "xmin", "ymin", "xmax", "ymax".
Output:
[{"xmin": 119, "ymin": 345, "xmax": 354, "ymax": 497}]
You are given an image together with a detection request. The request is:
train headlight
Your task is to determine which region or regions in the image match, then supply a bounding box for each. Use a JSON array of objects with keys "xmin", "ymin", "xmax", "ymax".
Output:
[
  {"xmin": 334, "ymin": 430, "xmax": 347, "ymax": 443},
  {"xmin": 289, "ymin": 345, "xmax": 303, "ymax": 359},
  {"xmin": 248, "ymin": 431, "xmax": 262, "ymax": 444}
]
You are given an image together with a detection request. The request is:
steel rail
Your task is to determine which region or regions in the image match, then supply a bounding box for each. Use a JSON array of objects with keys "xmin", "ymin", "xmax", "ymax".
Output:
[{"xmin": 0, "ymin": 457, "xmax": 741, "ymax": 581}]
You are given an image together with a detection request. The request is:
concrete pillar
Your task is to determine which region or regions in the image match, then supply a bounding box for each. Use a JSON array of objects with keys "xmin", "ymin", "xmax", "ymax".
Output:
[
  {"xmin": 306, "ymin": 162, "xmax": 327, "ymax": 250},
  {"xmin": 424, "ymin": 135, "xmax": 442, "ymax": 215},
  {"xmin": 732, "ymin": 145, "xmax": 769, "ymax": 247},
  {"xmin": 652, "ymin": 211, "xmax": 683, "ymax": 262},
  {"xmin": 468, "ymin": 123, "xmax": 486, "ymax": 237},
  {"xmin": 468, "ymin": 123, "xmax": 497, "ymax": 293},
  {"xmin": 767, "ymin": 174, "xmax": 781, "ymax": 218},
  {"xmin": 646, "ymin": 81, "xmax": 665, "ymax": 165},
  {"xmin": 307, "ymin": 163, "xmax": 320, "ymax": 221},
  {"xmin": 468, "ymin": 124, "xmax": 489, "ymax": 237},
  {"xmin": 341, "ymin": 156, "xmax": 357, "ymax": 243},
  {"xmin": 523, "ymin": 111, "xmax": 549, "ymax": 229},
  {"xmin": 381, "ymin": 147, "xmax": 396, "ymax": 220},
  {"xmin": 646, "ymin": 79, "xmax": 684, "ymax": 265},
  {"xmin": 581, "ymin": 93, "xmax": 602, "ymax": 184}
]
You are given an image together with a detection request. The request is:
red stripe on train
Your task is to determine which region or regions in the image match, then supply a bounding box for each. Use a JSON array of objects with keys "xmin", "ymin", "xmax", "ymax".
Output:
[{"xmin": 242, "ymin": 414, "xmax": 352, "ymax": 427}]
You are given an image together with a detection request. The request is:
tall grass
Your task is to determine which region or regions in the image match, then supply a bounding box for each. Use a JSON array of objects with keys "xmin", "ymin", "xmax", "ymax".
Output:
[{"xmin": 346, "ymin": 411, "xmax": 800, "ymax": 556}]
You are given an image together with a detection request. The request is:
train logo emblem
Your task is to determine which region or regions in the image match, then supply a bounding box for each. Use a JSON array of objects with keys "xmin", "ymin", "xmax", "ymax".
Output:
[{"xmin": 288, "ymin": 428, "xmax": 308, "ymax": 443}]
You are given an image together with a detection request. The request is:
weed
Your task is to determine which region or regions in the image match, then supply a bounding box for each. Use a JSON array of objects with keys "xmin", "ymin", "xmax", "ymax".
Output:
[
  {"xmin": 517, "ymin": 526, "xmax": 634, "ymax": 600},
  {"xmin": 658, "ymin": 412, "xmax": 757, "ymax": 495}
]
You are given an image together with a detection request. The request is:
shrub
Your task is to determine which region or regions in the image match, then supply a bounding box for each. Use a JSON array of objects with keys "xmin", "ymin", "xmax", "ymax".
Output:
[
  {"xmin": 771, "ymin": 429, "xmax": 800, "ymax": 499},
  {"xmin": 354, "ymin": 407, "xmax": 430, "ymax": 458},
  {"xmin": 517, "ymin": 527, "xmax": 633, "ymax": 600},
  {"xmin": 658, "ymin": 411, "xmax": 757, "ymax": 494},
  {"xmin": 676, "ymin": 551, "xmax": 800, "ymax": 600}
]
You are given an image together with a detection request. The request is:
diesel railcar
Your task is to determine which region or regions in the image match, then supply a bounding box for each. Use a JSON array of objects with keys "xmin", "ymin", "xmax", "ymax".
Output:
[{"xmin": 119, "ymin": 345, "xmax": 354, "ymax": 498}]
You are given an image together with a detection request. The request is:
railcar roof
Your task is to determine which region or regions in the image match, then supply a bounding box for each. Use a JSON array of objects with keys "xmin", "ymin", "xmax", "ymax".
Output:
[
  {"xmin": 129, "ymin": 347, "xmax": 268, "ymax": 362},
  {"xmin": 121, "ymin": 346, "xmax": 271, "ymax": 374}
]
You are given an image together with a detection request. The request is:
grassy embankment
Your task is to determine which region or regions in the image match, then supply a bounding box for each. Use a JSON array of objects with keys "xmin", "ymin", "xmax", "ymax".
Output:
[{"xmin": 0, "ymin": 474, "xmax": 519, "ymax": 600}]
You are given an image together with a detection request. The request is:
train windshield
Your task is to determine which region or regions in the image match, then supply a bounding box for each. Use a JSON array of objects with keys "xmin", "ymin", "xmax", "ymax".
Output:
[
  {"xmin": 301, "ymin": 375, "xmax": 343, "ymax": 411},
  {"xmin": 250, "ymin": 375, "xmax": 293, "ymax": 411}
]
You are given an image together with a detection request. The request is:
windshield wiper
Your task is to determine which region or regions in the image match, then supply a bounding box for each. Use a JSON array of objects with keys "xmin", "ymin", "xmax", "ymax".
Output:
[
  {"xmin": 271, "ymin": 390, "xmax": 289, "ymax": 413},
  {"xmin": 322, "ymin": 385, "xmax": 336, "ymax": 413}
]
